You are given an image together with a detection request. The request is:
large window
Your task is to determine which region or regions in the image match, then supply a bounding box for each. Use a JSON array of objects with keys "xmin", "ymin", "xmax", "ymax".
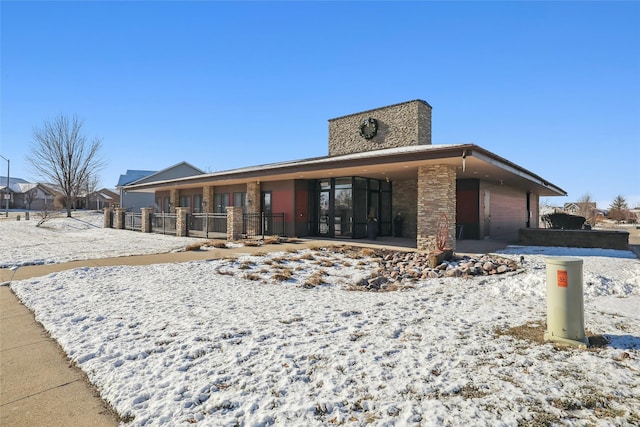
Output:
[
  {"xmin": 233, "ymin": 192, "xmax": 247, "ymax": 212},
  {"xmin": 310, "ymin": 177, "xmax": 391, "ymax": 239},
  {"xmin": 214, "ymin": 193, "xmax": 230, "ymax": 213},
  {"xmin": 193, "ymin": 195, "xmax": 203, "ymax": 213},
  {"xmin": 179, "ymin": 195, "xmax": 191, "ymax": 210}
]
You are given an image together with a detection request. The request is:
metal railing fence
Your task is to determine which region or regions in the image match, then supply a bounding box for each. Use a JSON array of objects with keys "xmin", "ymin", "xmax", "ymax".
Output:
[
  {"xmin": 243, "ymin": 212, "xmax": 285, "ymax": 239},
  {"xmin": 188, "ymin": 213, "xmax": 227, "ymax": 238},
  {"xmin": 124, "ymin": 212, "xmax": 142, "ymax": 231},
  {"xmin": 152, "ymin": 213, "xmax": 177, "ymax": 235}
]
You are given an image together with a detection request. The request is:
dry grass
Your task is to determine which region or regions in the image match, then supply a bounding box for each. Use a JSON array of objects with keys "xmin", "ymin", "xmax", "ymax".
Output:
[
  {"xmin": 357, "ymin": 247, "xmax": 379, "ymax": 258},
  {"xmin": 299, "ymin": 252, "xmax": 315, "ymax": 260},
  {"xmin": 203, "ymin": 239, "xmax": 228, "ymax": 249},
  {"xmin": 494, "ymin": 322, "xmax": 610, "ymax": 350},
  {"xmin": 215, "ymin": 268, "xmax": 234, "ymax": 276},
  {"xmin": 262, "ymin": 236, "xmax": 281, "ymax": 245},
  {"xmin": 307, "ymin": 243, "xmax": 326, "ymax": 251},
  {"xmin": 238, "ymin": 261, "xmax": 254, "ymax": 270},
  {"xmin": 315, "ymin": 258, "xmax": 335, "ymax": 268},
  {"xmin": 494, "ymin": 322, "xmax": 546, "ymax": 345},
  {"xmin": 303, "ymin": 270, "xmax": 327, "ymax": 288},
  {"xmin": 272, "ymin": 268, "xmax": 294, "ymax": 282},
  {"xmin": 185, "ymin": 242, "xmax": 203, "ymax": 251}
]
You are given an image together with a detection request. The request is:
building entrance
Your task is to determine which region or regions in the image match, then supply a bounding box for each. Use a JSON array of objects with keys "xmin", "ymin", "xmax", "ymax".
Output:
[{"xmin": 309, "ymin": 177, "xmax": 391, "ymax": 239}]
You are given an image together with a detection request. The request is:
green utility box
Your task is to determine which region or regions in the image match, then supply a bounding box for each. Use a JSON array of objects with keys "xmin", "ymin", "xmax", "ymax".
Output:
[{"xmin": 543, "ymin": 257, "xmax": 589, "ymax": 348}]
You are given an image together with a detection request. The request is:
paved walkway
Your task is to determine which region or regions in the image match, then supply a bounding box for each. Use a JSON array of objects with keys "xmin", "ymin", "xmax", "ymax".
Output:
[{"xmin": 1, "ymin": 238, "xmax": 512, "ymax": 426}]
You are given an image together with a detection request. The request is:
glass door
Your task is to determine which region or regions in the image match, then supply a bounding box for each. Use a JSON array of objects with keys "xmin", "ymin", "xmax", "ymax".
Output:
[
  {"xmin": 319, "ymin": 189, "xmax": 331, "ymax": 237},
  {"xmin": 261, "ymin": 191, "xmax": 272, "ymax": 235},
  {"xmin": 334, "ymin": 178, "xmax": 352, "ymax": 237}
]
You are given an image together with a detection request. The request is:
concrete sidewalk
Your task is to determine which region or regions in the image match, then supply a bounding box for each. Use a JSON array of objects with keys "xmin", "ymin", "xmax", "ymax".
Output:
[
  {"xmin": 1, "ymin": 238, "xmax": 510, "ymax": 426},
  {"xmin": 1, "ymin": 286, "xmax": 120, "ymax": 427}
]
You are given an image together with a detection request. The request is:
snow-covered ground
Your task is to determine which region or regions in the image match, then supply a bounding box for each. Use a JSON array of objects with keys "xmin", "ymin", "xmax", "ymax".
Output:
[
  {"xmin": 0, "ymin": 211, "xmax": 206, "ymax": 268},
  {"xmin": 3, "ymin": 212, "xmax": 640, "ymax": 426}
]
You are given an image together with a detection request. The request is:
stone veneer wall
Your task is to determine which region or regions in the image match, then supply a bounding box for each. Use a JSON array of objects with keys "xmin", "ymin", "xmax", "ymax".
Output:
[
  {"xmin": 169, "ymin": 188, "xmax": 179, "ymax": 213},
  {"xmin": 203, "ymin": 186, "xmax": 214, "ymax": 213},
  {"xmin": 114, "ymin": 208, "xmax": 126, "ymax": 230},
  {"xmin": 103, "ymin": 208, "xmax": 113, "ymax": 228},
  {"xmin": 227, "ymin": 206, "xmax": 243, "ymax": 240},
  {"xmin": 140, "ymin": 208, "xmax": 153, "ymax": 233},
  {"xmin": 246, "ymin": 182, "xmax": 260, "ymax": 215},
  {"xmin": 417, "ymin": 165, "xmax": 457, "ymax": 252},
  {"xmin": 328, "ymin": 100, "xmax": 432, "ymax": 156},
  {"xmin": 245, "ymin": 182, "xmax": 261, "ymax": 237},
  {"xmin": 519, "ymin": 229, "xmax": 629, "ymax": 250},
  {"xmin": 392, "ymin": 179, "xmax": 418, "ymax": 239},
  {"xmin": 175, "ymin": 207, "xmax": 189, "ymax": 237}
]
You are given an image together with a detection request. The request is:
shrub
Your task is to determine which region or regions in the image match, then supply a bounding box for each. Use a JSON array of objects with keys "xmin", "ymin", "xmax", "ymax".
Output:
[{"xmin": 542, "ymin": 213, "xmax": 586, "ymax": 230}]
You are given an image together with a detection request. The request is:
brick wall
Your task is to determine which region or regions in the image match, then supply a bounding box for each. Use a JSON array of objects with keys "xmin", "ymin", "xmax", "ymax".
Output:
[
  {"xmin": 417, "ymin": 165, "xmax": 457, "ymax": 252},
  {"xmin": 480, "ymin": 182, "xmax": 528, "ymax": 241},
  {"xmin": 328, "ymin": 100, "xmax": 432, "ymax": 156}
]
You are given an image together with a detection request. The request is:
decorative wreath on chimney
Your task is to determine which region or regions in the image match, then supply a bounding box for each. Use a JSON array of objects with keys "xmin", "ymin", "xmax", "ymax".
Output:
[{"xmin": 359, "ymin": 117, "xmax": 378, "ymax": 140}]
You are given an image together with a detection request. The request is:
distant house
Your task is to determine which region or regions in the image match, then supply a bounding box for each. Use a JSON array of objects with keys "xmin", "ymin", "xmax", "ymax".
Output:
[
  {"xmin": 0, "ymin": 177, "xmax": 59, "ymax": 210},
  {"xmin": 85, "ymin": 188, "xmax": 120, "ymax": 210},
  {"xmin": 1, "ymin": 175, "xmax": 123, "ymax": 212},
  {"xmin": 563, "ymin": 202, "xmax": 596, "ymax": 216},
  {"xmin": 116, "ymin": 162, "xmax": 204, "ymax": 212},
  {"xmin": 562, "ymin": 202, "xmax": 604, "ymax": 225}
]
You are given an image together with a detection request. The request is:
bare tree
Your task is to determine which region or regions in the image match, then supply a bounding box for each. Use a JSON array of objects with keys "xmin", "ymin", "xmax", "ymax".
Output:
[
  {"xmin": 576, "ymin": 193, "xmax": 596, "ymax": 226},
  {"xmin": 27, "ymin": 114, "xmax": 106, "ymax": 217},
  {"xmin": 24, "ymin": 187, "xmax": 38, "ymax": 210},
  {"xmin": 84, "ymin": 173, "xmax": 100, "ymax": 210}
]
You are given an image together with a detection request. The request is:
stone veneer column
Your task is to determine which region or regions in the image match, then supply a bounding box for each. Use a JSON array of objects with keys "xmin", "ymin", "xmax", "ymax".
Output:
[
  {"xmin": 175, "ymin": 207, "xmax": 189, "ymax": 237},
  {"xmin": 203, "ymin": 186, "xmax": 214, "ymax": 213},
  {"xmin": 417, "ymin": 165, "xmax": 457, "ymax": 252},
  {"xmin": 227, "ymin": 206, "xmax": 244, "ymax": 241},
  {"xmin": 114, "ymin": 208, "xmax": 126, "ymax": 229},
  {"xmin": 391, "ymin": 179, "xmax": 418, "ymax": 239},
  {"xmin": 245, "ymin": 182, "xmax": 261, "ymax": 237},
  {"xmin": 140, "ymin": 207, "xmax": 153, "ymax": 233},
  {"xmin": 170, "ymin": 188, "xmax": 179, "ymax": 213},
  {"xmin": 103, "ymin": 208, "xmax": 113, "ymax": 228},
  {"xmin": 246, "ymin": 182, "xmax": 261, "ymax": 215}
]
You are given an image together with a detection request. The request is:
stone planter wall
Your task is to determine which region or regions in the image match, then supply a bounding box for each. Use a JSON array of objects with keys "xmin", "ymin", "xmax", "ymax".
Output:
[{"xmin": 519, "ymin": 228, "xmax": 629, "ymax": 250}]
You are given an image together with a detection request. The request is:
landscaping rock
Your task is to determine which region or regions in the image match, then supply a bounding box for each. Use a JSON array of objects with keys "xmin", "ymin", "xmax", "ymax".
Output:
[{"xmin": 341, "ymin": 247, "xmax": 520, "ymax": 292}]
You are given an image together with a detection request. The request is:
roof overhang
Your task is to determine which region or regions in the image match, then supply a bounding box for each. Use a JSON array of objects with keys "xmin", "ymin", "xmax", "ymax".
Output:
[{"xmin": 124, "ymin": 144, "xmax": 566, "ymax": 197}]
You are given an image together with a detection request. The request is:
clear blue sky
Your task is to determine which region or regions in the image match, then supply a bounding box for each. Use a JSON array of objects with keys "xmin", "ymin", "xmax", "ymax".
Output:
[{"xmin": 2, "ymin": 1, "xmax": 639, "ymax": 209}]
